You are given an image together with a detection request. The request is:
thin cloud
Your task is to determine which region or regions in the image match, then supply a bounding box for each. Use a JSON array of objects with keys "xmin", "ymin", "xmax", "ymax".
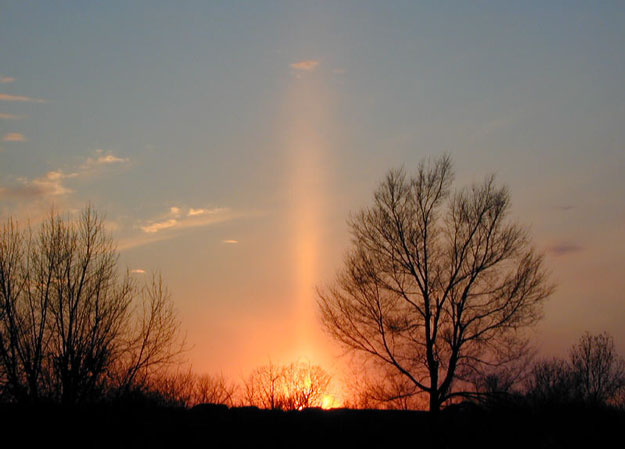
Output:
[
  {"xmin": 0, "ymin": 77, "xmax": 15, "ymax": 84},
  {"xmin": 0, "ymin": 113, "xmax": 27, "ymax": 119},
  {"xmin": 141, "ymin": 219, "xmax": 178, "ymax": 233},
  {"xmin": 0, "ymin": 170, "xmax": 78, "ymax": 199},
  {"xmin": 0, "ymin": 93, "xmax": 46, "ymax": 103},
  {"xmin": 290, "ymin": 60, "xmax": 320, "ymax": 71},
  {"xmin": 130, "ymin": 269, "xmax": 146, "ymax": 274},
  {"xmin": 223, "ymin": 239, "xmax": 239, "ymax": 244},
  {"xmin": 188, "ymin": 208, "xmax": 209, "ymax": 216},
  {"xmin": 121, "ymin": 207, "xmax": 240, "ymax": 250},
  {"xmin": 81, "ymin": 151, "xmax": 129, "ymax": 169},
  {"xmin": 547, "ymin": 242, "xmax": 583, "ymax": 257},
  {"xmin": 140, "ymin": 207, "xmax": 228, "ymax": 234},
  {"xmin": 3, "ymin": 132, "xmax": 26, "ymax": 142},
  {"xmin": 0, "ymin": 151, "xmax": 128, "ymax": 201}
]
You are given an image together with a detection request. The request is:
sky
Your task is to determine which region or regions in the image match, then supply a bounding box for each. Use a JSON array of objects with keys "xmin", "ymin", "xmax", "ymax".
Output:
[{"xmin": 2, "ymin": 1, "xmax": 625, "ymax": 387}]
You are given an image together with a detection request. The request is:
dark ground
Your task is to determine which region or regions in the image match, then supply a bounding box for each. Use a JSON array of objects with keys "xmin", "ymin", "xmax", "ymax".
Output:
[{"xmin": 1, "ymin": 401, "xmax": 622, "ymax": 448}]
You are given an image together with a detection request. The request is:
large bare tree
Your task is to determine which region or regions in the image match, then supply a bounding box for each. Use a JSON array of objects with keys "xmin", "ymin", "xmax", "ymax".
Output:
[
  {"xmin": 0, "ymin": 206, "xmax": 185, "ymax": 404},
  {"xmin": 318, "ymin": 155, "xmax": 553, "ymax": 412}
]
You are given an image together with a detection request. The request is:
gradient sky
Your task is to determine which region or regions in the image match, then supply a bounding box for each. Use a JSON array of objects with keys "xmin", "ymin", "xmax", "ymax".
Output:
[{"xmin": 2, "ymin": 1, "xmax": 624, "ymax": 384}]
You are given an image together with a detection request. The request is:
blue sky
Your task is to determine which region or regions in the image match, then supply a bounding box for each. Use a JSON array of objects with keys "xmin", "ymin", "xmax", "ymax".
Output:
[{"xmin": 2, "ymin": 1, "xmax": 624, "ymax": 378}]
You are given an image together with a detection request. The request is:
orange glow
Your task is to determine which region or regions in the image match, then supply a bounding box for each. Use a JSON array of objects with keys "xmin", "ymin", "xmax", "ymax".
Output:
[{"xmin": 321, "ymin": 394, "xmax": 342, "ymax": 410}]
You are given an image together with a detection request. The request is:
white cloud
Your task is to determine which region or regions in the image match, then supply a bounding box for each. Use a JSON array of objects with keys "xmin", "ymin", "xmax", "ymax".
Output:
[
  {"xmin": 290, "ymin": 60, "xmax": 320, "ymax": 71},
  {"xmin": 0, "ymin": 93, "xmax": 46, "ymax": 103},
  {"xmin": 2, "ymin": 132, "xmax": 26, "ymax": 142}
]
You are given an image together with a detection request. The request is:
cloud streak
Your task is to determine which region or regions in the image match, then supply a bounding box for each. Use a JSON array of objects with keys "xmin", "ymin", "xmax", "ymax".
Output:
[
  {"xmin": 81, "ymin": 150, "xmax": 130, "ymax": 169},
  {"xmin": 290, "ymin": 60, "xmax": 319, "ymax": 71},
  {"xmin": 0, "ymin": 93, "xmax": 46, "ymax": 103},
  {"xmin": 0, "ymin": 77, "xmax": 15, "ymax": 84},
  {"xmin": 3, "ymin": 132, "xmax": 26, "ymax": 142},
  {"xmin": 547, "ymin": 242, "xmax": 583, "ymax": 257},
  {"xmin": 140, "ymin": 207, "xmax": 229, "ymax": 234},
  {"xmin": 0, "ymin": 113, "xmax": 27, "ymax": 119},
  {"xmin": 119, "ymin": 207, "xmax": 242, "ymax": 251},
  {"xmin": 0, "ymin": 150, "xmax": 129, "ymax": 201},
  {"xmin": 0, "ymin": 170, "xmax": 78, "ymax": 199}
]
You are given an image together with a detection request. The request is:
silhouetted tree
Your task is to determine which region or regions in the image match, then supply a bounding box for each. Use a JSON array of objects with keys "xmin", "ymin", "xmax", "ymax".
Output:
[
  {"xmin": 525, "ymin": 332, "xmax": 625, "ymax": 407},
  {"xmin": 318, "ymin": 155, "xmax": 553, "ymax": 412},
  {"xmin": 192, "ymin": 372, "xmax": 238, "ymax": 406},
  {"xmin": 243, "ymin": 361, "xmax": 331, "ymax": 410},
  {"xmin": 569, "ymin": 331, "xmax": 625, "ymax": 405},
  {"xmin": 525, "ymin": 358, "xmax": 577, "ymax": 405},
  {"xmin": 0, "ymin": 206, "xmax": 185, "ymax": 404}
]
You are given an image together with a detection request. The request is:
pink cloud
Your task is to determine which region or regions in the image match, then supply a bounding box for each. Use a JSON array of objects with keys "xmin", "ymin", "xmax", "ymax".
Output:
[
  {"xmin": 3, "ymin": 132, "xmax": 26, "ymax": 142},
  {"xmin": 290, "ymin": 60, "xmax": 320, "ymax": 71}
]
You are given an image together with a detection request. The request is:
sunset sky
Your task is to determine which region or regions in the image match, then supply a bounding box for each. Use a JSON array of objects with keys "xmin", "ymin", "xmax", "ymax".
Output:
[{"xmin": 2, "ymin": 1, "xmax": 624, "ymax": 386}]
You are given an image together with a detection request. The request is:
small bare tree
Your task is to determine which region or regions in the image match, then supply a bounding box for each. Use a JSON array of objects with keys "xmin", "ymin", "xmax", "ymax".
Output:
[
  {"xmin": 192, "ymin": 373, "xmax": 238, "ymax": 406},
  {"xmin": 243, "ymin": 361, "xmax": 331, "ymax": 410},
  {"xmin": 318, "ymin": 155, "xmax": 554, "ymax": 412}
]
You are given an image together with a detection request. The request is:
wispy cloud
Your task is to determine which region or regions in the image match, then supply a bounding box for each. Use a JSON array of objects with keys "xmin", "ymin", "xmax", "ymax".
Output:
[
  {"xmin": 290, "ymin": 60, "xmax": 320, "ymax": 71},
  {"xmin": 81, "ymin": 150, "xmax": 129, "ymax": 169},
  {"xmin": 0, "ymin": 93, "xmax": 46, "ymax": 103},
  {"xmin": 0, "ymin": 150, "xmax": 129, "ymax": 201},
  {"xmin": 0, "ymin": 170, "xmax": 78, "ymax": 199},
  {"xmin": 140, "ymin": 207, "xmax": 229, "ymax": 234},
  {"xmin": 141, "ymin": 219, "xmax": 178, "ymax": 233},
  {"xmin": 119, "ymin": 207, "xmax": 240, "ymax": 250},
  {"xmin": 188, "ymin": 208, "xmax": 210, "ymax": 216},
  {"xmin": 3, "ymin": 132, "xmax": 26, "ymax": 142},
  {"xmin": 223, "ymin": 239, "xmax": 239, "ymax": 244},
  {"xmin": 547, "ymin": 242, "xmax": 583, "ymax": 257},
  {"xmin": 130, "ymin": 269, "xmax": 146, "ymax": 274},
  {"xmin": 0, "ymin": 76, "xmax": 15, "ymax": 84},
  {"xmin": 0, "ymin": 113, "xmax": 27, "ymax": 119}
]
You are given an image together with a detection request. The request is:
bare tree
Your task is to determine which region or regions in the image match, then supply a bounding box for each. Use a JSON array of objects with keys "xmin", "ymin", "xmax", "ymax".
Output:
[
  {"xmin": 111, "ymin": 273, "xmax": 186, "ymax": 393},
  {"xmin": 192, "ymin": 372, "xmax": 238, "ymax": 406},
  {"xmin": 525, "ymin": 358, "xmax": 577, "ymax": 405},
  {"xmin": 244, "ymin": 361, "xmax": 285, "ymax": 410},
  {"xmin": 243, "ymin": 361, "xmax": 331, "ymax": 410},
  {"xmin": 0, "ymin": 206, "xmax": 185, "ymax": 404},
  {"xmin": 281, "ymin": 361, "xmax": 331, "ymax": 410},
  {"xmin": 569, "ymin": 331, "xmax": 625, "ymax": 405},
  {"xmin": 318, "ymin": 155, "xmax": 553, "ymax": 412}
]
